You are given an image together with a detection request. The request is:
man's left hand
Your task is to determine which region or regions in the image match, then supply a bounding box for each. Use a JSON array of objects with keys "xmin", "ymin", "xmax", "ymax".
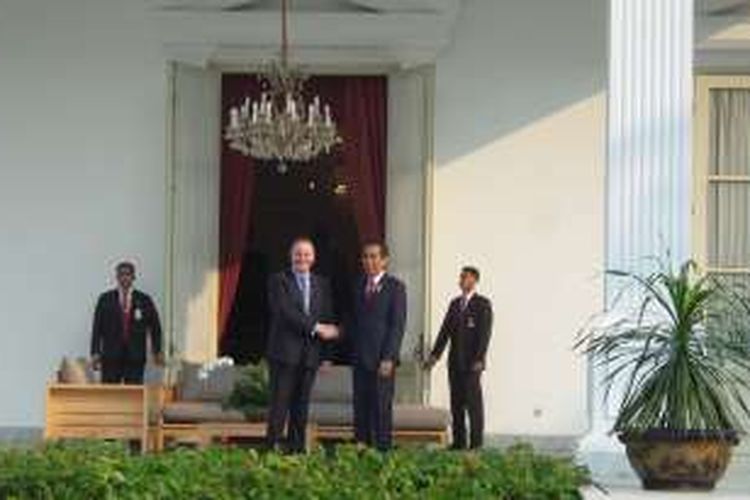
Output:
[
  {"xmin": 471, "ymin": 361, "xmax": 484, "ymax": 372},
  {"xmin": 378, "ymin": 360, "xmax": 394, "ymax": 378},
  {"xmin": 423, "ymin": 355, "xmax": 438, "ymax": 371}
]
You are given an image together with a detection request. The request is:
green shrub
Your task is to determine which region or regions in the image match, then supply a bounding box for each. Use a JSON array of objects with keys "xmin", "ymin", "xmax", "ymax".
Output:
[
  {"xmin": 0, "ymin": 441, "xmax": 588, "ymax": 499},
  {"xmin": 224, "ymin": 362, "xmax": 271, "ymax": 418}
]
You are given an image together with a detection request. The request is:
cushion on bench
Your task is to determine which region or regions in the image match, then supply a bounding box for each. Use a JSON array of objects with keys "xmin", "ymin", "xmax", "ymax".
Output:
[
  {"xmin": 163, "ymin": 401, "xmax": 265, "ymax": 424},
  {"xmin": 178, "ymin": 362, "xmax": 236, "ymax": 402},
  {"xmin": 169, "ymin": 362, "xmax": 448, "ymax": 432},
  {"xmin": 309, "ymin": 402, "xmax": 353, "ymax": 426},
  {"xmin": 310, "ymin": 366, "xmax": 352, "ymax": 402},
  {"xmin": 393, "ymin": 405, "xmax": 450, "ymax": 430},
  {"xmin": 309, "ymin": 402, "xmax": 449, "ymax": 430}
]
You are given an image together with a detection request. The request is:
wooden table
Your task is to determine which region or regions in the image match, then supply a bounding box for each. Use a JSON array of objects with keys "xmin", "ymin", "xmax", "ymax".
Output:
[{"xmin": 45, "ymin": 384, "xmax": 151, "ymax": 453}]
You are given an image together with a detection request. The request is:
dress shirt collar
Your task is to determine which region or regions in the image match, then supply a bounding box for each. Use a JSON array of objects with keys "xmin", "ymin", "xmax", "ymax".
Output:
[
  {"xmin": 293, "ymin": 270, "xmax": 310, "ymax": 280},
  {"xmin": 367, "ymin": 272, "xmax": 386, "ymax": 287},
  {"xmin": 461, "ymin": 290, "xmax": 476, "ymax": 306}
]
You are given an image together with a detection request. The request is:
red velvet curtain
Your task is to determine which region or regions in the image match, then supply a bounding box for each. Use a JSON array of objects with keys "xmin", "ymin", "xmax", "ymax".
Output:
[
  {"xmin": 218, "ymin": 75, "xmax": 387, "ymax": 345},
  {"xmin": 309, "ymin": 76, "xmax": 387, "ymax": 242},
  {"xmin": 218, "ymin": 75, "xmax": 259, "ymax": 344},
  {"xmin": 339, "ymin": 77, "xmax": 387, "ymax": 242}
]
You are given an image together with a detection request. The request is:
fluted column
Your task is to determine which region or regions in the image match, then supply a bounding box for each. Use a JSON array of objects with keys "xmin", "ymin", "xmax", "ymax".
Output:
[
  {"xmin": 607, "ymin": 0, "xmax": 693, "ymax": 273},
  {"xmin": 581, "ymin": 0, "xmax": 694, "ymax": 455}
]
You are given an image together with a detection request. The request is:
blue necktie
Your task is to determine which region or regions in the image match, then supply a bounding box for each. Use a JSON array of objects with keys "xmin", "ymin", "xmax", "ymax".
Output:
[{"xmin": 297, "ymin": 274, "xmax": 310, "ymax": 314}]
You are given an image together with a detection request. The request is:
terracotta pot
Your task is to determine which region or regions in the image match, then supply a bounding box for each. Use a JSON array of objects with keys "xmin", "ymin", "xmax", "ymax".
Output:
[{"xmin": 619, "ymin": 430, "xmax": 739, "ymax": 491}]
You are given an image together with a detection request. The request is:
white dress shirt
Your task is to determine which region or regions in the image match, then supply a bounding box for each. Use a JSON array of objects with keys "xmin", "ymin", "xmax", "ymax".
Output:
[{"xmin": 460, "ymin": 290, "xmax": 476, "ymax": 311}]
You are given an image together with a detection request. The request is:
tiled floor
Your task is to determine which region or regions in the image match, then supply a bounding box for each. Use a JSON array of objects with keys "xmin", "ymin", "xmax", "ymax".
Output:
[{"xmin": 583, "ymin": 489, "xmax": 750, "ymax": 499}]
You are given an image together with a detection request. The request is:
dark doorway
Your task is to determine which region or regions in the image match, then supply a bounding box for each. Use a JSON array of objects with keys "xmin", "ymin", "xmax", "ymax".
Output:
[{"xmin": 221, "ymin": 158, "xmax": 360, "ymax": 364}]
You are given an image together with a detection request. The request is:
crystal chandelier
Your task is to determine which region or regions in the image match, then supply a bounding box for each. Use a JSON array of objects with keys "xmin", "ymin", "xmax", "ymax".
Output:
[{"xmin": 224, "ymin": 0, "xmax": 342, "ymax": 173}]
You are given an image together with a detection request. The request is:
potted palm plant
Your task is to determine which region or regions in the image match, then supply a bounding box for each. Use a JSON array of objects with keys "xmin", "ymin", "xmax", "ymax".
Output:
[{"xmin": 577, "ymin": 260, "xmax": 750, "ymax": 490}]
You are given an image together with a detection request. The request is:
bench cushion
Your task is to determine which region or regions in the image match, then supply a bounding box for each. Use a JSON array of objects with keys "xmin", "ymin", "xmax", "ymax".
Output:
[
  {"xmin": 163, "ymin": 401, "xmax": 264, "ymax": 423},
  {"xmin": 309, "ymin": 403, "xmax": 449, "ymax": 430},
  {"xmin": 310, "ymin": 366, "xmax": 352, "ymax": 403},
  {"xmin": 309, "ymin": 402, "xmax": 353, "ymax": 426},
  {"xmin": 165, "ymin": 401, "xmax": 448, "ymax": 431},
  {"xmin": 58, "ymin": 357, "xmax": 93, "ymax": 384},
  {"xmin": 393, "ymin": 405, "xmax": 450, "ymax": 430},
  {"xmin": 178, "ymin": 362, "xmax": 236, "ymax": 402}
]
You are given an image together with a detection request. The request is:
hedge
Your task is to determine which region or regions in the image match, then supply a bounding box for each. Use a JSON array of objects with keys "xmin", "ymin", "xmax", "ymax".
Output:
[{"xmin": 0, "ymin": 441, "xmax": 588, "ymax": 499}]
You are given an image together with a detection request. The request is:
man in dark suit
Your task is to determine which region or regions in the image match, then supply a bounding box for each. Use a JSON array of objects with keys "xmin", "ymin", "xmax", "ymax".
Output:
[
  {"xmin": 425, "ymin": 266, "xmax": 493, "ymax": 449},
  {"xmin": 266, "ymin": 237, "xmax": 339, "ymax": 453},
  {"xmin": 349, "ymin": 242, "xmax": 407, "ymax": 451},
  {"xmin": 91, "ymin": 261, "xmax": 163, "ymax": 384}
]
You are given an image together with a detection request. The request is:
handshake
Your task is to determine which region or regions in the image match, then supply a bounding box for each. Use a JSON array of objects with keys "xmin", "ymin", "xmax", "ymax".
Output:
[{"xmin": 315, "ymin": 323, "xmax": 340, "ymax": 341}]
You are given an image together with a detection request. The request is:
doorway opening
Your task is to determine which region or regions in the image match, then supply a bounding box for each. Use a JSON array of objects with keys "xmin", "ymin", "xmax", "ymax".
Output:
[
  {"xmin": 221, "ymin": 158, "xmax": 361, "ymax": 364},
  {"xmin": 218, "ymin": 73, "xmax": 388, "ymax": 364}
]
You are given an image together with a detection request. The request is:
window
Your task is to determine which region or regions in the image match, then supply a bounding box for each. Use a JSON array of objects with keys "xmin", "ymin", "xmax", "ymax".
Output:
[{"xmin": 694, "ymin": 76, "xmax": 750, "ymax": 292}]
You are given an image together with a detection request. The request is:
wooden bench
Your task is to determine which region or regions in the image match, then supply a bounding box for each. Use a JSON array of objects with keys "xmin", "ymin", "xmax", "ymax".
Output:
[
  {"xmin": 44, "ymin": 384, "xmax": 152, "ymax": 453},
  {"xmin": 157, "ymin": 421, "xmax": 316, "ymax": 451},
  {"xmin": 313, "ymin": 425, "xmax": 448, "ymax": 446},
  {"xmin": 46, "ymin": 383, "xmax": 447, "ymax": 452},
  {"xmin": 153, "ymin": 388, "xmax": 316, "ymax": 451}
]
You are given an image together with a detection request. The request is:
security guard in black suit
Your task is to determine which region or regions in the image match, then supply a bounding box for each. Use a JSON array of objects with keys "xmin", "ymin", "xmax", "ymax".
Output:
[{"xmin": 425, "ymin": 266, "xmax": 493, "ymax": 449}]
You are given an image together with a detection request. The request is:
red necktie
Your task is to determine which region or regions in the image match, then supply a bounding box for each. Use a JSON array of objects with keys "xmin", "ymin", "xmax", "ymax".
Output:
[
  {"xmin": 365, "ymin": 277, "xmax": 377, "ymax": 304},
  {"xmin": 121, "ymin": 293, "xmax": 132, "ymax": 342}
]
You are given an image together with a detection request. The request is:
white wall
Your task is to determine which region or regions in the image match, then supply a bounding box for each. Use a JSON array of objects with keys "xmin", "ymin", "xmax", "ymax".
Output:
[
  {"xmin": 0, "ymin": 0, "xmax": 167, "ymax": 427},
  {"xmin": 0, "ymin": 0, "xmax": 607, "ymax": 434},
  {"xmin": 430, "ymin": 0, "xmax": 607, "ymax": 436}
]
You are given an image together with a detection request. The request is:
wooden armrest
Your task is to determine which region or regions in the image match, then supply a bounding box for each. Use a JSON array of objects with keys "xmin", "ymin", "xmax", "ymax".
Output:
[{"xmin": 164, "ymin": 385, "xmax": 177, "ymax": 403}]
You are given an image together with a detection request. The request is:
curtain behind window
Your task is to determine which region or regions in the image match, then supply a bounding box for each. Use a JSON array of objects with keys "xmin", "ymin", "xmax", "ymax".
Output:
[{"xmin": 708, "ymin": 90, "xmax": 750, "ymax": 272}]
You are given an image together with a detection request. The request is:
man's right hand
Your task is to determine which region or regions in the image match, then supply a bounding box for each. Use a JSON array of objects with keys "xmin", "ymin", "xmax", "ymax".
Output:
[
  {"xmin": 319, "ymin": 360, "xmax": 334, "ymax": 374},
  {"xmin": 316, "ymin": 323, "xmax": 340, "ymax": 340},
  {"xmin": 90, "ymin": 355, "xmax": 101, "ymax": 371}
]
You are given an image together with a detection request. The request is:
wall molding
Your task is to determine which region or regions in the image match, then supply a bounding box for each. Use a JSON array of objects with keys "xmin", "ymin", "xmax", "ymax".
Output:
[{"xmin": 150, "ymin": 8, "xmax": 461, "ymax": 68}]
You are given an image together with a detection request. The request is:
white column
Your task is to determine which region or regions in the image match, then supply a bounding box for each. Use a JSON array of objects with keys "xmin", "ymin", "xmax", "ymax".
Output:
[
  {"xmin": 581, "ymin": 0, "xmax": 694, "ymax": 455},
  {"xmin": 169, "ymin": 63, "xmax": 221, "ymax": 363}
]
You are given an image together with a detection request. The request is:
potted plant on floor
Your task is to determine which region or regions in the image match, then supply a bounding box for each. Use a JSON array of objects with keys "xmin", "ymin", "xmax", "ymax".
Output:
[
  {"xmin": 577, "ymin": 260, "xmax": 750, "ymax": 490},
  {"xmin": 223, "ymin": 361, "xmax": 270, "ymax": 421}
]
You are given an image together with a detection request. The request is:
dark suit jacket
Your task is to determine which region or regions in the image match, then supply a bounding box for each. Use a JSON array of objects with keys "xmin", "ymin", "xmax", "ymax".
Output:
[
  {"xmin": 349, "ymin": 274, "xmax": 407, "ymax": 370},
  {"xmin": 430, "ymin": 294, "xmax": 493, "ymax": 371},
  {"xmin": 91, "ymin": 289, "xmax": 162, "ymax": 363},
  {"xmin": 266, "ymin": 270, "xmax": 334, "ymax": 368}
]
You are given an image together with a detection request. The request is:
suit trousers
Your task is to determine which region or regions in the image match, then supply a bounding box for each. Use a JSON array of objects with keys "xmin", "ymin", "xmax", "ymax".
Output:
[
  {"xmin": 449, "ymin": 368, "xmax": 484, "ymax": 449},
  {"xmin": 266, "ymin": 361, "xmax": 317, "ymax": 453},
  {"xmin": 353, "ymin": 366, "xmax": 395, "ymax": 451},
  {"xmin": 101, "ymin": 357, "xmax": 145, "ymax": 384}
]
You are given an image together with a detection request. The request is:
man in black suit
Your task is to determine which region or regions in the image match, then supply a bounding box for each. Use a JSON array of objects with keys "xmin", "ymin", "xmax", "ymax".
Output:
[
  {"xmin": 266, "ymin": 238, "xmax": 339, "ymax": 452},
  {"xmin": 91, "ymin": 261, "xmax": 163, "ymax": 384},
  {"xmin": 349, "ymin": 242, "xmax": 407, "ymax": 451},
  {"xmin": 425, "ymin": 266, "xmax": 493, "ymax": 449}
]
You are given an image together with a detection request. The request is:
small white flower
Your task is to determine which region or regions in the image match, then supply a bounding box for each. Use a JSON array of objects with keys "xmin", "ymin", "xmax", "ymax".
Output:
[
  {"xmin": 134, "ymin": 308, "xmax": 142, "ymax": 321},
  {"xmin": 218, "ymin": 357, "xmax": 234, "ymax": 367}
]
